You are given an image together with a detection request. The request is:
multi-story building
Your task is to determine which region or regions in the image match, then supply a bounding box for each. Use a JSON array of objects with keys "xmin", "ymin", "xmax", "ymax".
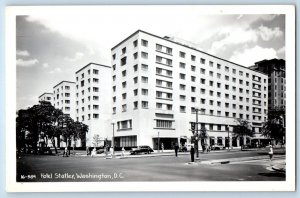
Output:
[
  {"xmin": 53, "ymin": 81, "xmax": 76, "ymax": 119},
  {"xmin": 38, "ymin": 92, "xmax": 54, "ymax": 105},
  {"xmin": 75, "ymin": 63, "xmax": 112, "ymax": 147},
  {"xmin": 111, "ymin": 30, "xmax": 269, "ymax": 149},
  {"xmin": 250, "ymin": 59, "xmax": 286, "ymax": 109}
]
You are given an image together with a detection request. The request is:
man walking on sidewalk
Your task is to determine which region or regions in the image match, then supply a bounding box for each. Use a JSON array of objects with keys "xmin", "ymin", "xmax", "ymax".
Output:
[
  {"xmin": 190, "ymin": 145, "xmax": 195, "ymax": 162},
  {"xmin": 174, "ymin": 143, "xmax": 179, "ymax": 157}
]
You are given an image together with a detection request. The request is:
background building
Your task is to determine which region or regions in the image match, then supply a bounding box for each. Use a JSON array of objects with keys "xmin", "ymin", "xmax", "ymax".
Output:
[
  {"xmin": 53, "ymin": 81, "xmax": 76, "ymax": 119},
  {"xmin": 111, "ymin": 30, "xmax": 269, "ymax": 150},
  {"xmin": 38, "ymin": 92, "xmax": 53, "ymax": 105},
  {"xmin": 75, "ymin": 63, "xmax": 112, "ymax": 147},
  {"xmin": 250, "ymin": 59, "xmax": 286, "ymax": 109}
]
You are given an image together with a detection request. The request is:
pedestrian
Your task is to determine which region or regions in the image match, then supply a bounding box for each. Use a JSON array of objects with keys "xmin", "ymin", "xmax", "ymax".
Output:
[
  {"xmin": 268, "ymin": 145, "xmax": 273, "ymax": 161},
  {"xmin": 91, "ymin": 147, "xmax": 96, "ymax": 158},
  {"xmin": 122, "ymin": 147, "xmax": 125, "ymax": 157},
  {"xmin": 202, "ymin": 144, "xmax": 206, "ymax": 153},
  {"xmin": 86, "ymin": 146, "xmax": 90, "ymax": 156},
  {"xmin": 161, "ymin": 143, "xmax": 164, "ymax": 152},
  {"xmin": 174, "ymin": 143, "xmax": 179, "ymax": 157},
  {"xmin": 63, "ymin": 147, "xmax": 68, "ymax": 157},
  {"xmin": 190, "ymin": 145, "xmax": 195, "ymax": 162}
]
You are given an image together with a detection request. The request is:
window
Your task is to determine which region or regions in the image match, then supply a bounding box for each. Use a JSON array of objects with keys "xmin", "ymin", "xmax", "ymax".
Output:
[
  {"xmin": 209, "ymin": 81, "xmax": 214, "ymax": 86},
  {"xmin": 142, "ymin": 101, "xmax": 148, "ymax": 108},
  {"xmin": 200, "ymin": 68, "xmax": 205, "ymax": 74},
  {"xmin": 93, "ymin": 78, "xmax": 99, "ymax": 83},
  {"xmin": 191, "ymin": 96, "xmax": 196, "ymax": 102},
  {"xmin": 156, "ymin": 120, "xmax": 172, "ymax": 128},
  {"xmin": 179, "ymin": 62, "xmax": 186, "ymax": 68},
  {"xmin": 179, "ymin": 51, "xmax": 186, "ymax": 58},
  {"xmin": 232, "ymin": 69, "xmax": 236, "ymax": 74},
  {"xmin": 133, "ymin": 89, "xmax": 138, "ymax": 96},
  {"xmin": 93, "ymin": 96, "xmax": 99, "ymax": 101},
  {"xmin": 191, "ymin": 55, "xmax": 196, "ymax": 61},
  {"xmin": 112, "ymin": 107, "xmax": 116, "ymax": 114},
  {"xmin": 209, "ymin": 90, "xmax": 214, "ymax": 96},
  {"xmin": 122, "ymin": 47, "xmax": 126, "ymax": 54},
  {"xmin": 112, "ymin": 54, "xmax": 116, "ymax": 60},
  {"xmin": 200, "ymin": 78, "xmax": 205, "ymax": 84},
  {"xmin": 179, "ymin": 95, "xmax": 186, "ymax": 101},
  {"xmin": 133, "ymin": 64, "xmax": 138, "ymax": 72},
  {"xmin": 113, "ymin": 96, "xmax": 116, "ymax": 103},
  {"xmin": 112, "ymin": 75, "xmax": 116, "ymax": 81},
  {"xmin": 142, "ymin": 89, "xmax": 148, "ymax": 95},
  {"xmin": 225, "ymin": 75, "xmax": 229, "ymax": 81},
  {"xmin": 225, "ymin": 103, "xmax": 229, "ymax": 108},
  {"xmin": 122, "ymin": 70, "xmax": 126, "ymax": 77},
  {"xmin": 209, "ymin": 61, "xmax": 213, "ymax": 67},
  {"xmin": 209, "ymin": 100, "xmax": 214, "ymax": 105},
  {"xmin": 200, "ymin": 89, "xmax": 206, "ymax": 94},
  {"xmin": 142, "ymin": 64, "xmax": 148, "ymax": 71},
  {"xmin": 180, "ymin": 106, "xmax": 186, "ymax": 113},
  {"xmin": 141, "ymin": 76, "xmax": 148, "ymax": 83},
  {"xmin": 93, "ymin": 87, "xmax": 99, "ymax": 92},
  {"xmin": 81, "ymin": 80, "xmax": 84, "ymax": 87},
  {"xmin": 209, "ymin": 71, "xmax": 213, "ymax": 77},
  {"xmin": 156, "ymin": 103, "xmax": 162, "ymax": 109},
  {"xmin": 179, "ymin": 73, "xmax": 186, "ymax": 80},
  {"xmin": 133, "ymin": 52, "xmax": 138, "ymax": 59},
  {"xmin": 225, "ymin": 66, "xmax": 229, "ymax": 72},
  {"xmin": 133, "ymin": 40, "xmax": 138, "ymax": 47},
  {"xmin": 93, "ymin": 69, "xmax": 99, "ymax": 74},
  {"xmin": 217, "ymin": 73, "xmax": 221, "ymax": 79},
  {"xmin": 239, "ymin": 71, "xmax": 243, "ymax": 76},
  {"xmin": 191, "ymin": 76, "xmax": 196, "ymax": 82},
  {"xmin": 122, "ymin": 81, "xmax": 127, "ymax": 88},
  {"xmin": 201, "ymin": 98, "xmax": 206, "ymax": 104},
  {"xmin": 200, "ymin": 58, "xmax": 206, "ymax": 64},
  {"xmin": 112, "ymin": 86, "xmax": 116, "ymax": 92},
  {"xmin": 239, "ymin": 79, "xmax": 243, "ymax": 85},
  {"xmin": 217, "ymin": 83, "xmax": 221, "ymax": 88},
  {"xmin": 191, "ymin": 65, "xmax": 196, "ymax": 72},
  {"xmin": 141, "ymin": 39, "xmax": 148, "ymax": 47},
  {"xmin": 93, "ymin": 105, "xmax": 99, "ymax": 110},
  {"xmin": 134, "ymin": 101, "xmax": 138, "ymax": 109},
  {"xmin": 122, "ymin": 93, "xmax": 126, "ymax": 99},
  {"xmin": 217, "ymin": 64, "xmax": 221, "ymax": 69},
  {"xmin": 180, "ymin": 84, "xmax": 186, "ymax": 90},
  {"xmin": 122, "ymin": 104, "xmax": 127, "ymax": 112},
  {"xmin": 133, "ymin": 77, "xmax": 138, "ymax": 84},
  {"xmin": 191, "ymin": 86, "xmax": 196, "ymax": 92},
  {"xmin": 65, "ymin": 93, "xmax": 70, "ymax": 97},
  {"xmin": 121, "ymin": 57, "xmax": 127, "ymax": 66},
  {"xmin": 141, "ymin": 52, "xmax": 148, "ymax": 59}
]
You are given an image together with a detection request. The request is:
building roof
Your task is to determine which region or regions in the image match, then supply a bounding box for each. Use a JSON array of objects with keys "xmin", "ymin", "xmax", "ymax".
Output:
[
  {"xmin": 111, "ymin": 29, "xmax": 269, "ymax": 76},
  {"xmin": 38, "ymin": 92, "xmax": 53, "ymax": 98},
  {"xmin": 75, "ymin": 62, "xmax": 111, "ymax": 74},
  {"xmin": 53, "ymin": 80, "xmax": 75, "ymax": 88}
]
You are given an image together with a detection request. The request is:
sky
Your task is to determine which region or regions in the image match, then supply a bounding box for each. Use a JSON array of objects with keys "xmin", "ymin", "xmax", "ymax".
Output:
[{"xmin": 16, "ymin": 6, "xmax": 285, "ymax": 110}]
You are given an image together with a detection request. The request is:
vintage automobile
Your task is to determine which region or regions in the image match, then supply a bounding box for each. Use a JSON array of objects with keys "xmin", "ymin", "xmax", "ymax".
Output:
[
  {"xmin": 130, "ymin": 145, "xmax": 154, "ymax": 155},
  {"xmin": 211, "ymin": 144, "xmax": 226, "ymax": 150}
]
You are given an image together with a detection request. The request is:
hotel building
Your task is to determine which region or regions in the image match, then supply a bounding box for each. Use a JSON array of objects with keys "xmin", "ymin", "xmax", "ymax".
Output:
[
  {"xmin": 250, "ymin": 59, "xmax": 286, "ymax": 109},
  {"xmin": 53, "ymin": 81, "xmax": 76, "ymax": 119},
  {"xmin": 111, "ymin": 30, "xmax": 268, "ymax": 149},
  {"xmin": 38, "ymin": 92, "xmax": 54, "ymax": 105},
  {"xmin": 75, "ymin": 63, "xmax": 112, "ymax": 147}
]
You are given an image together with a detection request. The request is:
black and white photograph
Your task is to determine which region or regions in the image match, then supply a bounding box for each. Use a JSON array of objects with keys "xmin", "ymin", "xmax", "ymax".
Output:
[{"xmin": 5, "ymin": 5, "xmax": 295, "ymax": 192}]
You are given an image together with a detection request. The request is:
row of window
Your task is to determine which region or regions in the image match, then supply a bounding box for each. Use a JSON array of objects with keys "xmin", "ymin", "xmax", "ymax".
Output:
[
  {"xmin": 77, "ymin": 69, "xmax": 99, "ymax": 81},
  {"xmin": 54, "ymin": 85, "xmax": 71, "ymax": 94},
  {"xmin": 76, "ymin": 78, "xmax": 99, "ymax": 89},
  {"xmin": 76, "ymin": 114, "xmax": 99, "ymax": 122},
  {"xmin": 76, "ymin": 105, "xmax": 99, "ymax": 113}
]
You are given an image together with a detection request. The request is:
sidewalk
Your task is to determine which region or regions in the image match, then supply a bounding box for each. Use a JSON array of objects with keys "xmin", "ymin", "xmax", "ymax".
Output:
[{"xmin": 271, "ymin": 159, "xmax": 286, "ymax": 172}]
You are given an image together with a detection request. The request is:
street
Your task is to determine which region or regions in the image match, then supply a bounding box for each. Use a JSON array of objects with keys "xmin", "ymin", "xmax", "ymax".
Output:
[{"xmin": 17, "ymin": 150, "xmax": 285, "ymax": 182}]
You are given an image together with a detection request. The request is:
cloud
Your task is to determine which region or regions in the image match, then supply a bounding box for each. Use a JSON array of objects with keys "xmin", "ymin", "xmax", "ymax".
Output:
[
  {"xmin": 64, "ymin": 52, "xmax": 84, "ymax": 62},
  {"xmin": 277, "ymin": 46, "xmax": 285, "ymax": 54},
  {"xmin": 230, "ymin": 45, "xmax": 278, "ymax": 66},
  {"xmin": 16, "ymin": 58, "xmax": 39, "ymax": 67},
  {"xmin": 49, "ymin": 67, "xmax": 62, "ymax": 74},
  {"xmin": 16, "ymin": 50, "xmax": 30, "ymax": 57},
  {"xmin": 257, "ymin": 25, "xmax": 283, "ymax": 41},
  {"xmin": 42, "ymin": 63, "xmax": 49, "ymax": 68},
  {"xmin": 210, "ymin": 27, "xmax": 258, "ymax": 54}
]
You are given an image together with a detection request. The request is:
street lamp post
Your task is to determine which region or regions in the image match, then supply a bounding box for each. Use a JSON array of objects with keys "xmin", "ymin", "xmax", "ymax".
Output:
[
  {"xmin": 158, "ymin": 131, "xmax": 160, "ymax": 153},
  {"xmin": 227, "ymin": 125, "xmax": 230, "ymax": 151},
  {"xmin": 194, "ymin": 105, "xmax": 200, "ymax": 158},
  {"xmin": 111, "ymin": 119, "xmax": 116, "ymax": 156}
]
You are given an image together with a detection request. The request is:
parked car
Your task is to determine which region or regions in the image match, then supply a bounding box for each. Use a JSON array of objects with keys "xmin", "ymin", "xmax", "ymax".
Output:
[
  {"xmin": 130, "ymin": 146, "xmax": 154, "ymax": 155},
  {"xmin": 211, "ymin": 144, "xmax": 225, "ymax": 150}
]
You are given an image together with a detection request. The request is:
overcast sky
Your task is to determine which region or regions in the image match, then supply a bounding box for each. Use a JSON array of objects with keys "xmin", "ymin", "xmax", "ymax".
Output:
[{"xmin": 16, "ymin": 6, "xmax": 285, "ymax": 110}]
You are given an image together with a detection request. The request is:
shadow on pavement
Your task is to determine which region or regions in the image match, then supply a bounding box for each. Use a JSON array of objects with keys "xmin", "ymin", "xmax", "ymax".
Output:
[{"xmin": 258, "ymin": 172, "xmax": 286, "ymax": 178}]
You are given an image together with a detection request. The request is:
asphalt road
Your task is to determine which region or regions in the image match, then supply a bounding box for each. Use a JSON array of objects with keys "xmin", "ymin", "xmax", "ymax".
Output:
[{"xmin": 17, "ymin": 150, "xmax": 285, "ymax": 182}]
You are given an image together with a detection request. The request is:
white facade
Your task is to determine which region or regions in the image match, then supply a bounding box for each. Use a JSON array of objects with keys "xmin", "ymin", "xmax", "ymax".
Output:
[
  {"xmin": 38, "ymin": 92, "xmax": 53, "ymax": 105},
  {"xmin": 75, "ymin": 63, "xmax": 112, "ymax": 147},
  {"xmin": 111, "ymin": 30, "xmax": 268, "ymax": 149},
  {"xmin": 53, "ymin": 81, "xmax": 76, "ymax": 119}
]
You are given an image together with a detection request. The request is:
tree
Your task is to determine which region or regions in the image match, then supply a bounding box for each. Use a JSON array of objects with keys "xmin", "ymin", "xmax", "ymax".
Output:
[
  {"xmin": 92, "ymin": 134, "xmax": 102, "ymax": 147},
  {"xmin": 191, "ymin": 126, "xmax": 209, "ymax": 155},
  {"xmin": 262, "ymin": 106, "xmax": 285, "ymax": 145},
  {"xmin": 232, "ymin": 119, "xmax": 254, "ymax": 150}
]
